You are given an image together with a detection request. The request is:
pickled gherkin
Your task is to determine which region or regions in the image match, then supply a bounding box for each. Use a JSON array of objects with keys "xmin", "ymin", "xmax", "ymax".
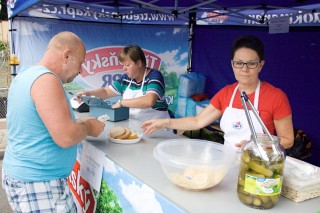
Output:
[
  {"xmin": 237, "ymin": 134, "xmax": 285, "ymax": 209},
  {"xmin": 241, "ymin": 150, "xmax": 251, "ymax": 163},
  {"xmin": 248, "ymin": 161, "xmax": 273, "ymax": 177}
]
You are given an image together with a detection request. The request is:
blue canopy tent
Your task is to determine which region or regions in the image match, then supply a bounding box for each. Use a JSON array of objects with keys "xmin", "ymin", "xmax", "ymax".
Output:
[{"xmin": 6, "ymin": 0, "xmax": 320, "ymax": 166}]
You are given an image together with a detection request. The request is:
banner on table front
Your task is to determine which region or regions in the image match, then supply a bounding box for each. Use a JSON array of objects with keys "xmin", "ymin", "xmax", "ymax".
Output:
[{"xmin": 68, "ymin": 142, "xmax": 106, "ymax": 213}]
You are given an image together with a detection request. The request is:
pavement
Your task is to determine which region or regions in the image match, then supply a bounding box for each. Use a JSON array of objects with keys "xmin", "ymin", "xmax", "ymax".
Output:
[
  {"xmin": 0, "ymin": 160, "xmax": 12, "ymax": 213},
  {"xmin": 0, "ymin": 119, "xmax": 13, "ymax": 212},
  {"xmin": 0, "ymin": 118, "xmax": 7, "ymax": 159}
]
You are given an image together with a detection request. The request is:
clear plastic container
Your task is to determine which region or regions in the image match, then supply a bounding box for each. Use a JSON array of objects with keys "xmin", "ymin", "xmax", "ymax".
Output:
[
  {"xmin": 154, "ymin": 139, "xmax": 235, "ymax": 191},
  {"xmin": 237, "ymin": 134, "xmax": 285, "ymax": 209}
]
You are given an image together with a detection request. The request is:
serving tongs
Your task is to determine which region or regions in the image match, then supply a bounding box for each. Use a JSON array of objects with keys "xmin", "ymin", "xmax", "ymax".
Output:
[{"xmin": 240, "ymin": 91, "xmax": 277, "ymax": 162}]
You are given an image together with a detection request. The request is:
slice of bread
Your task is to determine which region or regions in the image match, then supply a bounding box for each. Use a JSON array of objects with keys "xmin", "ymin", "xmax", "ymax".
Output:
[
  {"xmin": 116, "ymin": 127, "xmax": 131, "ymax": 139},
  {"xmin": 109, "ymin": 126, "xmax": 126, "ymax": 139}
]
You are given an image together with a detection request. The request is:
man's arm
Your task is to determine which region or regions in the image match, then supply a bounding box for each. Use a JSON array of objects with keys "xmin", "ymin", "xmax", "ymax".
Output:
[{"xmin": 31, "ymin": 73, "xmax": 104, "ymax": 148}]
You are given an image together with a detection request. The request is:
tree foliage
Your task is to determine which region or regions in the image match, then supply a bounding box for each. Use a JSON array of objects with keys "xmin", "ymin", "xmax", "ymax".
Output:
[
  {"xmin": 96, "ymin": 180, "xmax": 123, "ymax": 213},
  {"xmin": 0, "ymin": 40, "xmax": 8, "ymax": 51}
]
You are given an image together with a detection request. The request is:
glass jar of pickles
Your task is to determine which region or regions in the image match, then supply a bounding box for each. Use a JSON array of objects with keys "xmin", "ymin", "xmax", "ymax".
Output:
[{"xmin": 237, "ymin": 133, "xmax": 285, "ymax": 209}]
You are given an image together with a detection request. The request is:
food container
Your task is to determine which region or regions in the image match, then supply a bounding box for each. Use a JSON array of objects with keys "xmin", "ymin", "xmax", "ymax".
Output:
[
  {"xmin": 237, "ymin": 134, "xmax": 285, "ymax": 209},
  {"xmin": 154, "ymin": 139, "xmax": 234, "ymax": 191},
  {"xmin": 81, "ymin": 95, "xmax": 129, "ymax": 122}
]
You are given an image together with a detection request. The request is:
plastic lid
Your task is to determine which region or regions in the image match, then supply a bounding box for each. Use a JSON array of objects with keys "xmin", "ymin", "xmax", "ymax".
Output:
[{"xmin": 154, "ymin": 139, "xmax": 233, "ymax": 167}]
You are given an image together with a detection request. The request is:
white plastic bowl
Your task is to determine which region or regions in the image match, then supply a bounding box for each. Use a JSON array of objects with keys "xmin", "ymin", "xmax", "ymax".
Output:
[{"xmin": 154, "ymin": 139, "xmax": 234, "ymax": 190}]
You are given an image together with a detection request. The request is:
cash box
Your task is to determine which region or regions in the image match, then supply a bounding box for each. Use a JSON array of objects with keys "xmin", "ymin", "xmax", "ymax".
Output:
[{"xmin": 81, "ymin": 95, "xmax": 129, "ymax": 122}]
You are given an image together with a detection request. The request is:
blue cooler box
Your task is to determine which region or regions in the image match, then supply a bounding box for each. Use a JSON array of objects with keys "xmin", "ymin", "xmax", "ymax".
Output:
[
  {"xmin": 175, "ymin": 96, "xmax": 198, "ymax": 118},
  {"xmin": 177, "ymin": 72, "xmax": 206, "ymax": 97},
  {"xmin": 81, "ymin": 96, "xmax": 129, "ymax": 122}
]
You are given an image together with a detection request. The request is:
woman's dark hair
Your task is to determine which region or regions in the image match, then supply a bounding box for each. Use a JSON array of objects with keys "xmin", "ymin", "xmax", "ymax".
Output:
[
  {"xmin": 231, "ymin": 35, "xmax": 264, "ymax": 61},
  {"xmin": 119, "ymin": 45, "xmax": 147, "ymax": 66}
]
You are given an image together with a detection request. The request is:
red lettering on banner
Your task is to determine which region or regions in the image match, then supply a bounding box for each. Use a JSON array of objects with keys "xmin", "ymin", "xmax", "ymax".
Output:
[
  {"xmin": 81, "ymin": 46, "xmax": 161, "ymax": 77},
  {"xmin": 68, "ymin": 160, "xmax": 96, "ymax": 213},
  {"xmin": 207, "ymin": 12, "xmax": 228, "ymax": 24}
]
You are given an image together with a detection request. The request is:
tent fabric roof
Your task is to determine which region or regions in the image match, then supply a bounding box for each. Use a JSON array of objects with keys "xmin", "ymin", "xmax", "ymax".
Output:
[
  {"xmin": 76, "ymin": 0, "xmax": 320, "ymax": 20},
  {"xmin": 8, "ymin": 1, "xmax": 320, "ymax": 18},
  {"xmin": 76, "ymin": 0, "xmax": 320, "ymax": 8}
]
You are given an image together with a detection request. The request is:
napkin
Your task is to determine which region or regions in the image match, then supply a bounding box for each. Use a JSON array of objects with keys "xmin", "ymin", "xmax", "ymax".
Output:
[{"xmin": 283, "ymin": 156, "xmax": 320, "ymax": 191}]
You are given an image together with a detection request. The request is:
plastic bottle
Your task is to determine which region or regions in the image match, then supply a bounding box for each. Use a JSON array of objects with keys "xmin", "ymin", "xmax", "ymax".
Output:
[{"xmin": 237, "ymin": 133, "xmax": 285, "ymax": 209}]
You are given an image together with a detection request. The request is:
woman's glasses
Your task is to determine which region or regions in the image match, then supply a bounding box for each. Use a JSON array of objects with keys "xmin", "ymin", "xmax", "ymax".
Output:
[{"xmin": 232, "ymin": 60, "xmax": 260, "ymax": 69}]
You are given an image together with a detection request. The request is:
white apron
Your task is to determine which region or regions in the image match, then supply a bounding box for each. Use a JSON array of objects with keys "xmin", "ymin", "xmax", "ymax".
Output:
[
  {"xmin": 220, "ymin": 81, "xmax": 263, "ymax": 150},
  {"xmin": 123, "ymin": 69, "xmax": 170, "ymax": 121}
]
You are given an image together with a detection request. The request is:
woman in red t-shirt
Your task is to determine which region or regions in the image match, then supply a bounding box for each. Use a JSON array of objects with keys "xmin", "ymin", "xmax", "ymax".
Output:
[{"xmin": 142, "ymin": 35, "xmax": 294, "ymax": 150}]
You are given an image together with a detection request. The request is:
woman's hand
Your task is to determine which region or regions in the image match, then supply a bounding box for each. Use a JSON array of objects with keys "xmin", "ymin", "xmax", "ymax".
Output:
[
  {"xmin": 235, "ymin": 140, "xmax": 248, "ymax": 149},
  {"xmin": 112, "ymin": 100, "xmax": 122, "ymax": 109},
  {"xmin": 75, "ymin": 90, "xmax": 90, "ymax": 102},
  {"xmin": 141, "ymin": 119, "xmax": 169, "ymax": 134}
]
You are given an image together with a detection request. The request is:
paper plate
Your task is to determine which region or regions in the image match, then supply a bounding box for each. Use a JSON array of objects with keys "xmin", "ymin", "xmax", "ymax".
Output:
[{"xmin": 108, "ymin": 135, "xmax": 142, "ymax": 144}]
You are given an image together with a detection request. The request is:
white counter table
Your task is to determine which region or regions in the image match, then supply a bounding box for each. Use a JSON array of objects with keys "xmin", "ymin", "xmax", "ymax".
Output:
[{"xmin": 72, "ymin": 115, "xmax": 320, "ymax": 213}]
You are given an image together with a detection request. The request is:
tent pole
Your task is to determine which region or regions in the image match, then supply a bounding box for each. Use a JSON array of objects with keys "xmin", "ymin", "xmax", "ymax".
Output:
[
  {"xmin": 8, "ymin": 18, "xmax": 17, "ymax": 78},
  {"xmin": 187, "ymin": 12, "xmax": 196, "ymax": 73}
]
